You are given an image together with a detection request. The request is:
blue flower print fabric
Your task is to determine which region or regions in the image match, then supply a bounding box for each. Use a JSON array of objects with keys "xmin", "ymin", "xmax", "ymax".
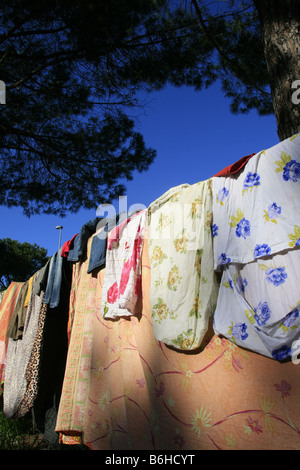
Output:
[
  {"xmin": 212, "ymin": 134, "xmax": 300, "ymax": 268},
  {"xmin": 213, "ymin": 249, "xmax": 300, "ymax": 360},
  {"xmin": 212, "ymin": 133, "xmax": 300, "ymax": 360}
]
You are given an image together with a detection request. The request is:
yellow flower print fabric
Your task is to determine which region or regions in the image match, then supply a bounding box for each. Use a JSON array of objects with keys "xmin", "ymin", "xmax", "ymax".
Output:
[{"xmin": 147, "ymin": 180, "xmax": 219, "ymax": 351}]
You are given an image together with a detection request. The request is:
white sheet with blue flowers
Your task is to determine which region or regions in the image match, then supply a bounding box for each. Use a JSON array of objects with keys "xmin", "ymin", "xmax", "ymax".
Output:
[{"xmin": 212, "ymin": 133, "xmax": 300, "ymax": 360}]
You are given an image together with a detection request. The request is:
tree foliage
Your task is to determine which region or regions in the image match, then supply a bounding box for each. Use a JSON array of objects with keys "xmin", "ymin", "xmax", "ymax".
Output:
[
  {"xmin": 0, "ymin": 238, "xmax": 49, "ymax": 290},
  {"xmin": 0, "ymin": 1, "xmax": 278, "ymax": 216}
]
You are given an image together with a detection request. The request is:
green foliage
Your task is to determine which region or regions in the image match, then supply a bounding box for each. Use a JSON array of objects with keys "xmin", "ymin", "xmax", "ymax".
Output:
[
  {"xmin": 0, "ymin": 1, "xmax": 272, "ymax": 216},
  {"xmin": 0, "ymin": 410, "xmax": 40, "ymax": 450},
  {"xmin": 0, "ymin": 238, "xmax": 49, "ymax": 289},
  {"xmin": 0, "ymin": 390, "xmax": 44, "ymax": 450}
]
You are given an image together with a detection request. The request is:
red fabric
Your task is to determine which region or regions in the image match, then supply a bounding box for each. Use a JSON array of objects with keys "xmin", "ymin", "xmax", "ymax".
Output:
[
  {"xmin": 213, "ymin": 153, "xmax": 255, "ymax": 177},
  {"xmin": 61, "ymin": 233, "xmax": 78, "ymax": 258}
]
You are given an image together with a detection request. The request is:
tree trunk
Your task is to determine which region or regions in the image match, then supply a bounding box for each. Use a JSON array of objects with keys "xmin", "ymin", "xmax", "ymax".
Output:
[{"xmin": 253, "ymin": 0, "xmax": 300, "ymax": 141}]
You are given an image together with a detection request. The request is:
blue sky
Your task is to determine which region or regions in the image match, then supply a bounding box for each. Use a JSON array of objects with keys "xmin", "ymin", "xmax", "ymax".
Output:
[{"xmin": 0, "ymin": 80, "xmax": 279, "ymax": 257}]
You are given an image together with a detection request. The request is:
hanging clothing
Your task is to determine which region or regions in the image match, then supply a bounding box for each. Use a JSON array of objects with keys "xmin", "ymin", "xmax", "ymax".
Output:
[
  {"xmin": 100, "ymin": 210, "xmax": 146, "ymax": 320},
  {"xmin": 212, "ymin": 133, "xmax": 300, "ymax": 360},
  {"xmin": 61, "ymin": 234, "xmax": 78, "ymax": 258},
  {"xmin": 87, "ymin": 212, "xmax": 132, "ymax": 274},
  {"xmin": 0, "ymin": 282, "xmax": 23, "ymax": 389},
  {"xmin": 86, "ymin": 231, "xmax": 107, "ymax": 274},
  {"xmin": 32, "ymin": 258, "xmax": 72, "ymax": 448},
  {"xmin": 44, "ymin": 248, "xmax": 65, "ymax": 309},
  {"xmin": 23, "ymin": 274, "xmax": 34, "ymax": 308},
  {"xmin": 147, "ymin": 180, "xmax": 219, "ymax": 351},
  {"xmin": 3, "ymin": 271, "xmax": 43, "ymax": 419},
  {"xmin": 6, "ymin": 280, "xmax": 29, "ymax": 340},
  {"xmin": 33, "ymin": 259, "xmax": 50, "ymax": 296},
  {"xmin": 87, "ymin": 213, "xmax": 121, "ymax": 274},
  {"xmin": 14, "ymin": 302, "xmax": 48, "ymax": 418},
  {"xmin": 213, "ymin": 153, "xmax": 255, "ymax": 177},
  {"xmin": 67, "ymin": 217, "xmax": 103, "ymax": 263}
]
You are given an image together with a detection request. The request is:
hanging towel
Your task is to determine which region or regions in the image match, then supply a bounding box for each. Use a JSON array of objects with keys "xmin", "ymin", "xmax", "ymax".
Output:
[
  {"xmin": 147, "ymin": 180, "xmax": 219, "ymax": 351},
  {"xmin": 212, "ymin": 133, "xmax": 300, "ymax": 360},
  {"xmin": 100, "ymin": 210, "xmax": 146, "ymax": 319}
]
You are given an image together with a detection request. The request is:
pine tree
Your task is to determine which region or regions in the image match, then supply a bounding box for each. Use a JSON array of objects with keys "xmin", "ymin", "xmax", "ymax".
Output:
[
  {"xmin": 0, "ymin": 238, "xmax": 49, "ymax": 289},
  {"xmin": 0, "ymin": 1, "xmax": 299, "ymax": 216}
]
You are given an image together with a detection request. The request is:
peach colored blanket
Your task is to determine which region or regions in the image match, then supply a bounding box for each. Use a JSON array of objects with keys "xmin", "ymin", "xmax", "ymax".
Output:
[{"xmin": 56, "ymin": 237, "xmax": 300, "ymax": 450}]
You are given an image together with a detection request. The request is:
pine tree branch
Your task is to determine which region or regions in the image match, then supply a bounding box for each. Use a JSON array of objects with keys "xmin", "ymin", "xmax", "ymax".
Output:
[
  {"xmin": 6, "ymin": 49, "xmax": 84, "ymax": 89},
  {"xmin": 191, "ymin": 0, "xmax": 270, "ymax": 97}
]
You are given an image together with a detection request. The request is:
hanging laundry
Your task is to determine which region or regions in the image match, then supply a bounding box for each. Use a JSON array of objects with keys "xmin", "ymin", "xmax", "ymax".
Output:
[
  {"xmin": 147, "ymin": 180, "xmax": 219, "ymax": 351},
  {"xmin": 77, "ymin": 231, "xmax": 300, "ymax": 451},
  {"xmin": 213, "ymin": 153, "xmax": 255, "ymax": 177},
  {"xmin": 87, "ymin": 212, "xmax": 127, "ymax": 274},
  {"xmin": 212, "ymin": 134, "xmax": 300, "ymax": 268},
  {"xmin": 55, "ymin": 233, "xmax": 99, "ymax": 444},
  {"xmin": 33, "ymin": 259, "xmax": 50, "ymax": 296},
  {"xmin": 0, "ymin": 282, "xmax": 23, "ymax": 389},
  {"xmin": 32, "ymin": 258, "xmax": 72, "ymax": 448},
  {"xmin": 212, "ymin": 133, "xmax": 300, "ymax": 360},
  {"xmin": 23, "ymin": 274, "xmax": 34, "ymax": 308},
  {"xmin": 6, "ymin": 279, "xmax": 29, "ymax": 340},
  {"xmin": 14, "ymin": 302, "xmax": 48, "ymax": 418},
  {"xmin": 44, "ymin": 248, "xmax": 64, "ymax": 309},
  {"xmin": 61, "ymin": 233, "xmax": 78, "ymax": 258},
  {"xmin": 67, "ymin": 217, "xmax": 103, "ymax": 263},
  {"xmin": 213, "ymin": 250, "xmax": 300, "ymax": 360},
  {"xmin": 3, "ymin": 271, "xmax": 43, "ymax": 419},
  {"xmin": 100, "ymin": 210, "xmax": 146, "ymax": 320}
]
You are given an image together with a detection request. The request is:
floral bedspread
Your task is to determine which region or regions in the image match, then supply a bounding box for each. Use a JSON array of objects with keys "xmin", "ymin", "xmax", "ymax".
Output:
[{"xmin": 57, "ymin": 236, "xmax": 300, "ymax": 450}]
